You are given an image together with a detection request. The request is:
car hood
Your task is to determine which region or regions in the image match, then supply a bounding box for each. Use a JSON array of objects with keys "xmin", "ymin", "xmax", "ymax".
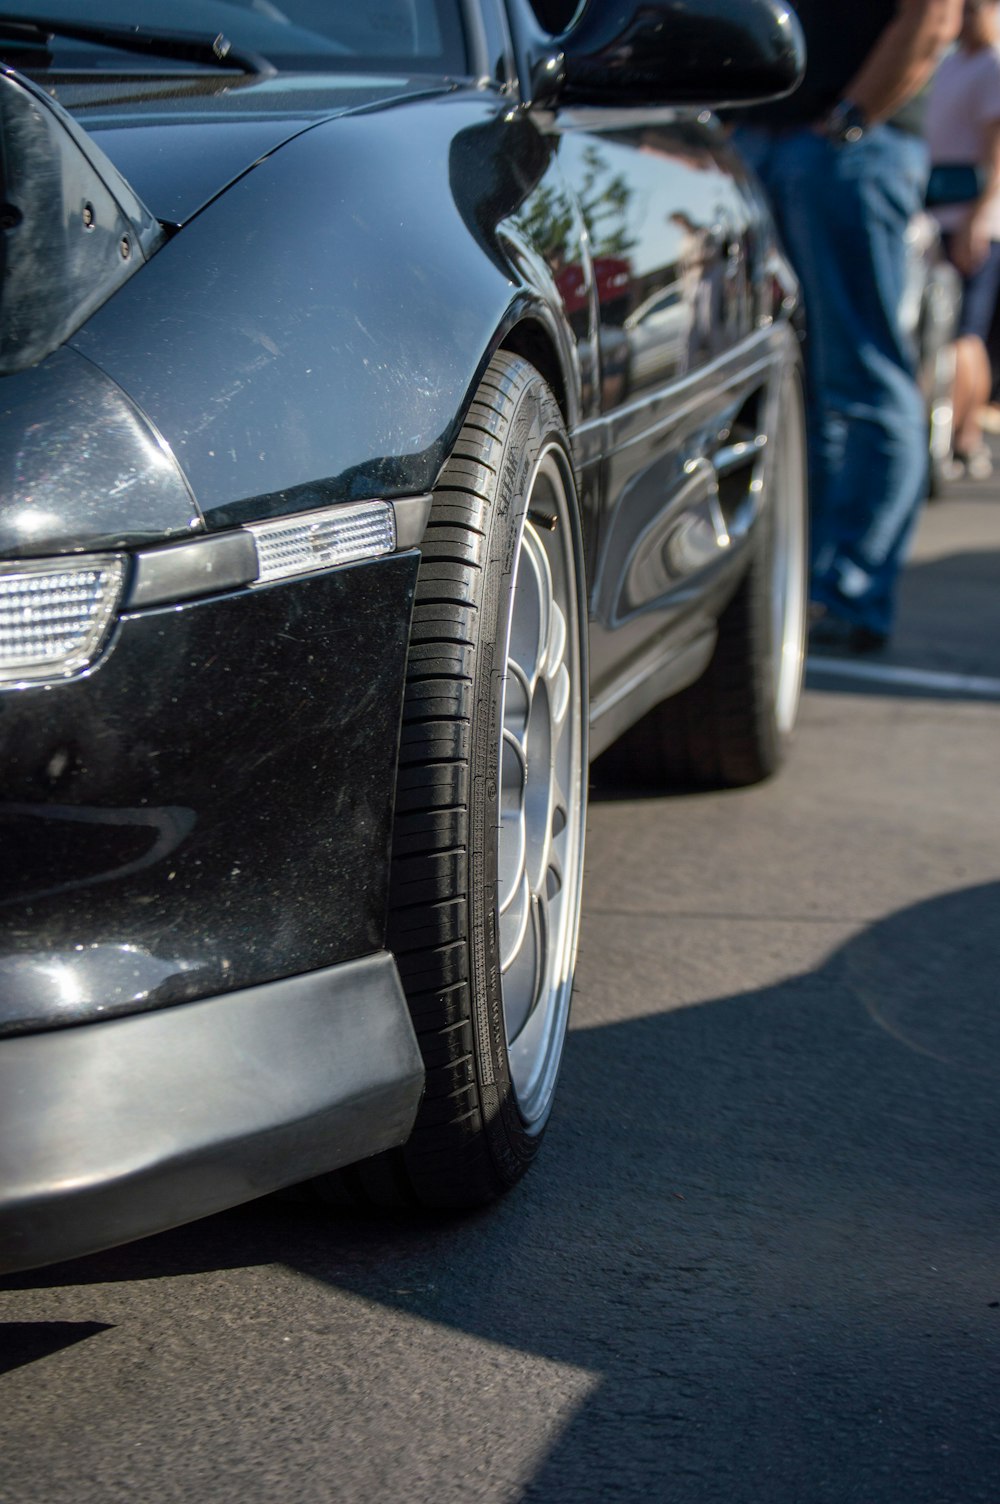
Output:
[{"xmin": 55, "ymin": 71, "xmax": 455, "ymax": 226}]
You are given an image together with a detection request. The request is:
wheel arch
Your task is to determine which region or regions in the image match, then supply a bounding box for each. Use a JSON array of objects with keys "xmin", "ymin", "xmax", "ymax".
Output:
[{"xmin": 496, "ymin": 309, "xmax": 573, "ymax": 431}]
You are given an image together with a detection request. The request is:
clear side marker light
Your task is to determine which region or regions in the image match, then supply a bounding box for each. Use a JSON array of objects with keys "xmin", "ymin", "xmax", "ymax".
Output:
[
  {"xmin": 0, "ymin": 556, "xmax": 125, "ymax": 684},
  {"xmin": 247, "ymin": 500, "xmax": 396, "ymax": 585}
]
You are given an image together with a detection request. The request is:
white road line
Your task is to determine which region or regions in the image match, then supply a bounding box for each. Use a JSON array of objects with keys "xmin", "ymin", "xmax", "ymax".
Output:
[{"xmin": 807, "ymin": 656, "xmax": 1000, "ymax": 698}]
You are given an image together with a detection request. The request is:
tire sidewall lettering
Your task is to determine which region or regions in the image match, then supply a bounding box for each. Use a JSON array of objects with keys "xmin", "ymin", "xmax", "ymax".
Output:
[{"xmin": 471, "ymin": 380, "xmax": 560, "ymax": 1170}]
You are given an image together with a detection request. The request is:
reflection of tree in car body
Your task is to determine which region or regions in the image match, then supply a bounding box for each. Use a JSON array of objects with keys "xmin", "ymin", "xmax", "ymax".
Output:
[
  {"xmin": 519, "ymin": 127, "xmax": 753, "ymax": 403},
  {"xmin": 516, "ymin": 143, "xmax": 639, "ymax": 406},
  {"xmin": 519, "ymin": 143, "xmax": 637, "ymax": 268},
  {"xmin": 673, "ymin": 204, "xmax": 753, "ymax": 364},
  {"xmin": 610, "ymin": 123, "xmax": 752, "ymax": 395}
]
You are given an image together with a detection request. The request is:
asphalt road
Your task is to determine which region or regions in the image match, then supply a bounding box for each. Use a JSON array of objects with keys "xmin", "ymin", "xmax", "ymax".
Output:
[{"xmin": 2, "ymin": 475, "xmax": 999, "ymax": 1504}]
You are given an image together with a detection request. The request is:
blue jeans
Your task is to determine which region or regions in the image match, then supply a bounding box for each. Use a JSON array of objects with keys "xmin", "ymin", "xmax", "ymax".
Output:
[{"xmin": 737, "ymin": 124, "xmax": 929, "ymax": 635}]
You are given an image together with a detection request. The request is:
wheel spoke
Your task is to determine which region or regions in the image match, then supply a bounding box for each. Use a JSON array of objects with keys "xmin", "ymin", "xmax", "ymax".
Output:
[
  {"xmin": 498, "ymin": 729, "xmax": 527, "ymax": 918},
  {"xmin": 503, "ymin": 658, "xmax": 531, "ymax": 744},
  {"xmin": 500, "ymin": 870, "xmax": 531, "ymax": 973},
  {"xmin": 502, "ymin": 895, "xmax": 542, "ymax": 1044},
  {"xmin": 507, "ymin": 532, "xmax": 546, "ymax": 692},
  {"xmin": 544, "ymin": 599, "xmax": 567, "ymax": 683},
  {"xmin": 549, "ymin": 660, "xmax": 570, "ymax": 733}
]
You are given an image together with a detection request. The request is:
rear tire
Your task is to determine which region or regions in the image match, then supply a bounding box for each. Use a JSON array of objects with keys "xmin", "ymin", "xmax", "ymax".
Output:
[
  {"xmin": 614, "ymin": 346, "xmax": 808, "ymax": 788},
  {"xmin": 926, "ymin": 341, "xmax": 956, "ymax": 499},
  {"xmin": 339, "ymin": 352, "xmax": 588, "ymax": 1209}
]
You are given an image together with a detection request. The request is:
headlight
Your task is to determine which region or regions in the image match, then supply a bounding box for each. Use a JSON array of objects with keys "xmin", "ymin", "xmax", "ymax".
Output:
[
  {"xmin": 0, "ymin": 495, "xmax": 424, "ymax": 689},
  {"xmin": 0, "ymin": 556, "xmax": 125, "ymax": 684}
]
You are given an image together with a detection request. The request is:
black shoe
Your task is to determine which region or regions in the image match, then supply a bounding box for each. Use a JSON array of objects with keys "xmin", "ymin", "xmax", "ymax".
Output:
[{"xmin": 809, "ymin": 610, "xmax": 888, "ymax": 655}]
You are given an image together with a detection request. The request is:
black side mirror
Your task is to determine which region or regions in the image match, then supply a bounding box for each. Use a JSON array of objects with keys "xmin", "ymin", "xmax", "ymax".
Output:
[
  {"xmin": 0, "ymin": 67, "xmax": 163, "ymax": 374},
  {"xmin": 514, "ymin": 0, "xmax": 806, "ymax": 111}
]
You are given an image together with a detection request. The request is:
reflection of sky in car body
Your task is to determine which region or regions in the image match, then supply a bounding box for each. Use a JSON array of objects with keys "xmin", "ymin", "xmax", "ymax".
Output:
[{"xmin": 561, "ymin": 124, "xmax": 738, "ymax": 280}]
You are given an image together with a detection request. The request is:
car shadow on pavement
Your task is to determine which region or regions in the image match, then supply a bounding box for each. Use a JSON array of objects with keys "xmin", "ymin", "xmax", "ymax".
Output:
[
  {"xmin": 4, "ymin": 882, "xmax": 1000, "ymax": 1502},
  {"xmin": 0, "ymin": 1321, "xmax": 113, "ymax": 1378}
]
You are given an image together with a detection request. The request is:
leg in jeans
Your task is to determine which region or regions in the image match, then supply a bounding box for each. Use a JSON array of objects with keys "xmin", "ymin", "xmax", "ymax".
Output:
[{"xmin": 737, "ymin": 125, "xmax": 929, "ymax": 636}]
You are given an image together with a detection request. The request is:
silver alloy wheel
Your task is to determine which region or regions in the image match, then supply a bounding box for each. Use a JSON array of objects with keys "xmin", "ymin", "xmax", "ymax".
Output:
[
  {"xmin": 769, "ymin": 363, "xmax": 808, "ymax": 737},
  {"xmin": 496, "ymin": 444, "xmax": 587, "ymax": 1127}
]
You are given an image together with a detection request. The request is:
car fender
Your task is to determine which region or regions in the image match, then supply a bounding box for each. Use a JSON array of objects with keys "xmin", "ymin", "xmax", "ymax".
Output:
[{"xmin": 68, "ymin": 93, "xmax": 587, "ymax": 529}]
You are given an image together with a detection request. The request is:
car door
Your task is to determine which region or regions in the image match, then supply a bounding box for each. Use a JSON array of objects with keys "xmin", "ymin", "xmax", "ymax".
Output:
[
  {"xmin": 491, "ymin": 0, "xmax": 783, "ymax": 754},
  {"xmin": 552, "ymin": 111, "xmax": 767, "ymax": 748}
]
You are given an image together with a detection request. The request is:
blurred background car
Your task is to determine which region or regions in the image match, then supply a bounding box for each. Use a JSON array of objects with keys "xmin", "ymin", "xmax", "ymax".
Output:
[{"xmin": 903, "ymin": 210, "xmax": 962, "ymax": 495}]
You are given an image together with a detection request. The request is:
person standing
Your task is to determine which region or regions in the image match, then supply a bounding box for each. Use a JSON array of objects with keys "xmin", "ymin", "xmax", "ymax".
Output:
[
  {"xmin": 926, "ymin": 0, "xmax": 1000, "ymax": 479},
  {"xmin": 736, "ymin": 0, "xmax": 962, "ymax": 652}
]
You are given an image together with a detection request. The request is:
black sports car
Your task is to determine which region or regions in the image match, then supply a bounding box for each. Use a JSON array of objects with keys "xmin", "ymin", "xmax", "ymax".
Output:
[{"xmin": 0, "ymin": 0, "xmax": 806, "ymax": 1272}]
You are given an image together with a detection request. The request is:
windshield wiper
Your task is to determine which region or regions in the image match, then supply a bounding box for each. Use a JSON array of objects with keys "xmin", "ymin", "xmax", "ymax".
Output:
[{"xmin": 0, "ymin": 15, "xmax": 276, "ymax": 76}]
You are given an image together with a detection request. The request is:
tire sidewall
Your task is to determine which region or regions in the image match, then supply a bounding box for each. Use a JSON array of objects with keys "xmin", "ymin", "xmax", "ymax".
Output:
[{"xmin": 469, "ymin": 367, "xmax": 575, "ymax": 1179}]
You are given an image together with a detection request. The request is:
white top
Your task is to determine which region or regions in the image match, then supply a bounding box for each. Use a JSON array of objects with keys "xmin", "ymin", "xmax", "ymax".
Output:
[{"xmin": 926, "ymin": 43, "xmax": 1000, "ymax": 237}]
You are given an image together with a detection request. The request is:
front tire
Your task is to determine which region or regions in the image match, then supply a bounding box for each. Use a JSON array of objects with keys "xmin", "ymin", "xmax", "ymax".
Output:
[{"xmin": 353, "ymin": 352, "xmax": 588, "ymax": 1208}]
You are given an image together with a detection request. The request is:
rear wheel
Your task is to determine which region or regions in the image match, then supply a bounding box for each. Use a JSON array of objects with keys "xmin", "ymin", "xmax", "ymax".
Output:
[
  {"xmin": 926, "ymin": 341, "xmax": 956, "ymax": 499},
  {"xmin": 615, "ymin": 348, "xmax": 808, "ymax": 788},
  {"xmin": 345, "ymin": 352, "xmax": 588, "ymax": 1208}
]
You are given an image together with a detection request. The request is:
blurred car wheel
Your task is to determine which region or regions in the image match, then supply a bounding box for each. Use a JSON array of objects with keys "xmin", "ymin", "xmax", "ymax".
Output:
[
  {"xmin": 613, "ymin": 348, "xmax": 808, "ymax": 788},
  {"xmin": 926, "ymin": 340, "xmax": 957, "ymax": 497},
  {"xmin": 906, "ymin": 211, "xmax": 961, "ymax": 499}
]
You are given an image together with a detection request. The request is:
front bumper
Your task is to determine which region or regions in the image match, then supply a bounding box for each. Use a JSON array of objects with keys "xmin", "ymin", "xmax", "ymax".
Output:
[
  {"xmin": 0, "ymin": 950, "xmax": 424, "ymax": 1274},
  {"xmin": 0, "ymin": 551, "xmax": 419, "ymax": 1036}
]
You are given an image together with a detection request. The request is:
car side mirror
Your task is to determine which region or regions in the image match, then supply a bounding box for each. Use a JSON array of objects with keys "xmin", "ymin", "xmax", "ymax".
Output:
[
  {"xmin": 514, "ymin": 0, "xmax": 805, "ymax": 111},
  {"xmin": 0, "ymin": 67, "xmax": 163, "ymax": 375}
]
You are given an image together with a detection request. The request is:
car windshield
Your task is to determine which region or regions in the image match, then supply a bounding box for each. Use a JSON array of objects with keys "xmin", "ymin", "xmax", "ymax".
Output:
[{"xmin": 0, "ymin": 0, "xmax": 468, "ymax": 75}]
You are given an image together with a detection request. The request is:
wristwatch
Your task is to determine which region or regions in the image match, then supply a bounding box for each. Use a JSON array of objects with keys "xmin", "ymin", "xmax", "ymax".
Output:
[{"xmin": 823, "ymin": 99, "xmax": 867, "ymax": 146}]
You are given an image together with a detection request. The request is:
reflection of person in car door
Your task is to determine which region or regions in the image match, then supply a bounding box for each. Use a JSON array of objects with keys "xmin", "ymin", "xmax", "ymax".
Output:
[
  {"xmin": 733, "ymin": 0, "xmax": 962, "ymax": 654},
  {"xmin": 668, "ymin": 211, "xmax": 705, "ymax": 368},
  {"xmin": 926, "ymin": 0, "xmax": 1000, "ymax": 478}
]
